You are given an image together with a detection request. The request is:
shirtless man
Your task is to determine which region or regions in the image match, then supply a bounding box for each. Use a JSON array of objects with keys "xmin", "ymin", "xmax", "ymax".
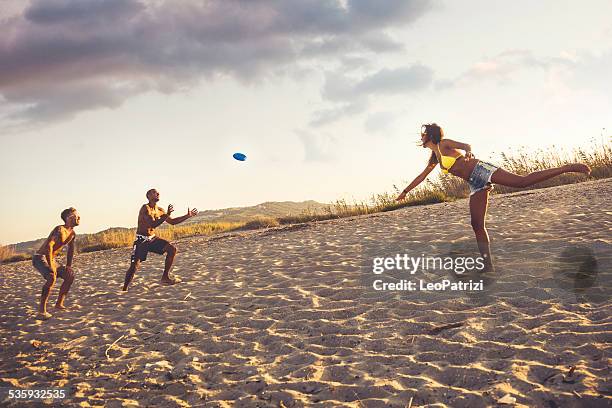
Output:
[
  {"xmin": 33, "ymin": 207, "xmax": 80, "ymax": 320},
  {"xmin": 122, "ymin": 189, "xmax": 198, "ymax": 291}
]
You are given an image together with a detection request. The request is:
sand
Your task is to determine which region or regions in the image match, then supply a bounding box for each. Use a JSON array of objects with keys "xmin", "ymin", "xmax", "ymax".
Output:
[{"xmin": 1, "ymin": 179, "xmax": 610, "ymax": 407}]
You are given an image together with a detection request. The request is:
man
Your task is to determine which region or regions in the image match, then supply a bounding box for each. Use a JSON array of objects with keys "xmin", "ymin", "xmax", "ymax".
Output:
[
  {"xmin": 122, "ymin": 189, "xmax": 198, "ymax": 291},
  {"xmin": 33, "ymin": 207, "xmax": 80, "ymax": 320}
]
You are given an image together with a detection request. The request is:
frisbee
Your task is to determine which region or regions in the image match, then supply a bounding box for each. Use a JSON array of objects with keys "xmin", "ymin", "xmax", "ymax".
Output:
[{"xmin": 233, "ymin": 152, "xmax": 247, "ymax": 161}]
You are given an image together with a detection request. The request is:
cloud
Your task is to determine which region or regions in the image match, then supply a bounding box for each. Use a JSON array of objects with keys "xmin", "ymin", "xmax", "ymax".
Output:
[
  {"xmin": 322, "ymin": 64, "xmax": 433, "ymax": 102},
  {"xmin": 310, "ymin": 64, "xmax": 432, "ymax": 126},
  {"xmin": 437, "ymin": 50, "xmax": 575, "ymax": 89},
  {"xmin": 4, "ymin": 80, "xmax": 142, "ymax": 123},
  {"xmin": 0, "ymin": 0, "xmax": 27, "ymax": 19},
  {"xmin": 364, "ymin": 111, "xmax": 401, "ymax": 134},
  {"xmin": 24, "ymin": 0, "xmax": 144, "ymax": 24},
  {"xmin": 434, "ymin": 48, "xmax": 612, "ymax": 112},
  {"xmin": 310, "ymin": 100, "xmax": 368, "ymax": 127},
  {"xmin": 354, "ymin": 65, "xmax": 433, "ymax": 96},
  {"xmin": 0, "ymin": 0, "xmax": 432, "ymax": 125}
]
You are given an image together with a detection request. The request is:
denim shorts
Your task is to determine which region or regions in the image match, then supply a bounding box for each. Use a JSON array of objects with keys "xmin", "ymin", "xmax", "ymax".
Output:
[{"xmin": 468, "ymin": 161, "xmax": 498, "ymax": 195}]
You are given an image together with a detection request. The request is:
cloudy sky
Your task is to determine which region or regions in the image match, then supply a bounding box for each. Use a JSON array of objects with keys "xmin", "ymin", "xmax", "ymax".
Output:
[{"xmin": 1, "ymin": 0, "xmax": 611, "ymax": 244}]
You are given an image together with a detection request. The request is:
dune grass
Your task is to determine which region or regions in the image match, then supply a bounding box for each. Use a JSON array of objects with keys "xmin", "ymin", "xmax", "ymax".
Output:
[
  {"xmin": 2, "ymin": 139, "xmax": 610, "ymax": 264},
  {"xmin": 77, "ymin": 222, "xmax": 244, "ymax": 253},
  {"xmin": 0, "ymin": 244, "xmax": 13, "ymax": 261},
  {"xmin": 0, "ymin": 245, "xmax": 30, "ymax": 264},
  {"xmin": 276, "ymin": 188, "xmax": 449, "ymax": 225},
  {"xmin": 1, "ymin": 223, "xmax": 246, "ymax": 263}
]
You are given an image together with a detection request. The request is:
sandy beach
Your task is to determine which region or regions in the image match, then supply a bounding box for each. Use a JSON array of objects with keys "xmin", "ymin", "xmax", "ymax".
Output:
[{"xmin": 1, "ymin": 179, "xmax": 610, "ymax": 407}]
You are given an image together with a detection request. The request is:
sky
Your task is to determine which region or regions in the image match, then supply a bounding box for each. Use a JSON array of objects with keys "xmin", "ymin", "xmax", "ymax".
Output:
[{"xmin": 1, "ymin": 0, "xmax": 611, "ymax": 244}]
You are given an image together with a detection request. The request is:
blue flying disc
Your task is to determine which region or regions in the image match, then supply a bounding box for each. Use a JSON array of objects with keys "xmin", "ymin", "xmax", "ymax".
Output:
[{"xmin": 233, "ymin": 152, "xmax": 247, "ymax": 161}]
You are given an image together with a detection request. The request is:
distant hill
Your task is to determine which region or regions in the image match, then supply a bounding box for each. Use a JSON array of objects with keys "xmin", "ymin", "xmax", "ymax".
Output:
[
  {"xmin": 10, "ymin": 201, "xmax": 329, "ymax": 254},
  {"xmin": 182, "ymin": 200, "xmax": 329, "ymax": 225}
]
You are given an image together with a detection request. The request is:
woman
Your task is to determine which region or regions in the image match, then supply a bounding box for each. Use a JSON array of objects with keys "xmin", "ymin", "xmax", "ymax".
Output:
[{"xmin": 396, "ymin": 123, "xmax": 590, "ymax": 271}]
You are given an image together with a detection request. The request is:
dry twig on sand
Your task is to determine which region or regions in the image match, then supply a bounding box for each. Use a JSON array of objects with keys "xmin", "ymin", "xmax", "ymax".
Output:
[
  {"xmin": 105, "ymin": 335, "xmax": 126, "ymax": 360},
  {"xmin": 426, "ymin": 322, "xmax": 463, "ymax": 335}
]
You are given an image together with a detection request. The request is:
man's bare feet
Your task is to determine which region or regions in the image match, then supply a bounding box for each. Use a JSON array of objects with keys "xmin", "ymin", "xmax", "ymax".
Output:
[
  {"xmin": 160, "ymin": 276, "xmax": 178, "ymax": 286},
  {"xmin": 54, "ymin": 304, "xmax": 67, "ymax": 310},
  {"xmin": 56, "ymin": 304, "xmax": 81, "ymax": 310},
  {"xmin": 36, "ymin": 312, "xmax": 52, "ymax": 320},
  {"xmin": 565, "ymin": 163, "xmax": 591, "ymax": 175}
]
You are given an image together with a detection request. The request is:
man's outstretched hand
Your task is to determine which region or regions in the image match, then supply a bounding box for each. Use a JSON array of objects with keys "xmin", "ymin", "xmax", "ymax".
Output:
[
  {"xmin": 188, "ymin": 208, "xmax": 198, "ymax": 218},
  {"xmin": 167, "ymin": 204, "xmax": 174, "ymax": 216}
]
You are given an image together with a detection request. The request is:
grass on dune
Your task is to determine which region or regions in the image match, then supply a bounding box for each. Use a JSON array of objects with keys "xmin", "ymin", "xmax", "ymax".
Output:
[
  {"xmin": 2, "ymin": 139, "xmax": 610, "ymax": 264},
  {"xmin": 277, "ymin": 188, "xmax": 449, "ymax": 225},
  {"xmin": 1, "ymin": 222, "xmax": 245, "ymax": 263},
  {"xmin": 76, "ymin": 222, "xmax": 244, "ymax": 253},
  {"xmin": 0, "ymin": 245, "xmax": 29, "ymax": 264}
]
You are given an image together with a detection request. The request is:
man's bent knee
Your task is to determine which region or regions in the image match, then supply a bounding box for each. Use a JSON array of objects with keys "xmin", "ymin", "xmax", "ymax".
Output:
[
  {"xmin": 166, "ymin": 244, "xmax": 177, "ymax": 256},
  {"xmin": 45, "ymin": 276, "xmax": 56, "ymax": 288}
]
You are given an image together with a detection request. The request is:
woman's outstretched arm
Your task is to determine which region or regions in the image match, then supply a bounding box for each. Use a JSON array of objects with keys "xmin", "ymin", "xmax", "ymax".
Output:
[{"xmin": 396, "ymin": 163, "xmax": 436, "ymax": 201}]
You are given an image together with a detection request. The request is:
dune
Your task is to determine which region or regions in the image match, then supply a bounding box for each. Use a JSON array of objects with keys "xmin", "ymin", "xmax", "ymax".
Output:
[{"xmin": 1, "ymin": 179, "xmax": 610, "ymax": 407}]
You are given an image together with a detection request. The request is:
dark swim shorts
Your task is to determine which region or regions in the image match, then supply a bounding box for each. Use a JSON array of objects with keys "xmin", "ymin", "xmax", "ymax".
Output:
[
  {"xmin": 130, "ymin": 235, "xmax": 169, "ymax": 263},
  {"xmin": 32, "ymin": 254, "xmax": 68, "ymax": 281}
]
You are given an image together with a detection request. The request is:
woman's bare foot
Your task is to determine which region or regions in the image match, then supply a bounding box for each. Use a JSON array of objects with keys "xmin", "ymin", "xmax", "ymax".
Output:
[
  {"xmin": 565, "ymin": 163, "xmax": 591, "ymax": 175},
  {"xmin": 161, "ymin": 276, "xmax": 178, "ymax": 286},
  {"xmin": 480, "ymin": 263, "xmax": 495, "ymax": 273},
  {"xmin": 36, "ymin": 312, "xmax": 52, "ymax": 320},
  {"xmin": 480, "ymin": 255, "xmax": 495, "ymax": 273}
]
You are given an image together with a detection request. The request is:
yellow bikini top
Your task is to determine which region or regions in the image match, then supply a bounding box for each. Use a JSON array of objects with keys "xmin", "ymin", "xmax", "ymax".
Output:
[{"xmin": 437, "ymin": 144, "xmax": 459, "ymax": 174}]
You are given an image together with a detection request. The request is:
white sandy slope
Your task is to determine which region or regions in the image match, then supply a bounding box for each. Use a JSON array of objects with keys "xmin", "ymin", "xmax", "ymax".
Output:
[{"xmin": 0, "ymin": 179, "xmax": 610, "ymax": 407}]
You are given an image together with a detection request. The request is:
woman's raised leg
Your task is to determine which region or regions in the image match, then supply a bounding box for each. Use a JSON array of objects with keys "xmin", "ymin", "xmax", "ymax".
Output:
[{"xmin": 491, "ymin": 163, "xmax": 590, "ymax": 188}]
